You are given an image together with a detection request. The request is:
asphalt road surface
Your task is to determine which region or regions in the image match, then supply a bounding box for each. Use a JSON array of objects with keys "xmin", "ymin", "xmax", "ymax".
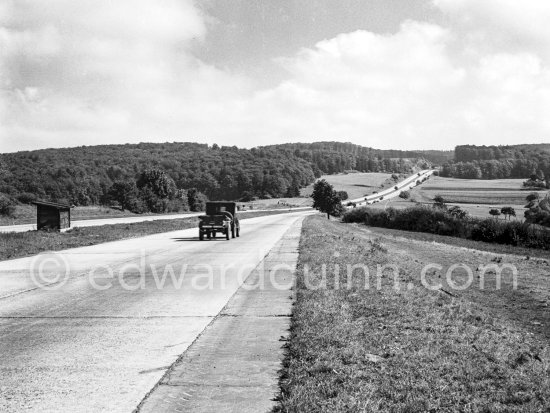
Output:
[{"xmin": 0, "ymin": 210, "xmax": 312, "ymax": 412}]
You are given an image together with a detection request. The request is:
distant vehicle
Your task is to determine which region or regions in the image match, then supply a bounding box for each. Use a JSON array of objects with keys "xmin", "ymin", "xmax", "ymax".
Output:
[{"xmin": 198, "ymin": 202, "xmax": 240, "ymax": 241}]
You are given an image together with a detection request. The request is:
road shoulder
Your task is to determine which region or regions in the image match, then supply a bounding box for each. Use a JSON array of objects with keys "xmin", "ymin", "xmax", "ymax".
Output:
[{"xmin": 136, "ymin": 217, "xmax": 303, "ymax": 413}]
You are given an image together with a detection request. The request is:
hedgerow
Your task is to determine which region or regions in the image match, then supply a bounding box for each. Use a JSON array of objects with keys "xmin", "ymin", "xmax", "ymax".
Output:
[{"xmin": 343, "ymin": 205, "xmax": 550, "ymax": 250}]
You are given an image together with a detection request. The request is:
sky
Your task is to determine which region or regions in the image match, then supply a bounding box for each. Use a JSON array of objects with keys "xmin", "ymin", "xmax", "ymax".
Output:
[{"xmin": 1, "ymin": 0, "xmax": 550, "ymax": 153}]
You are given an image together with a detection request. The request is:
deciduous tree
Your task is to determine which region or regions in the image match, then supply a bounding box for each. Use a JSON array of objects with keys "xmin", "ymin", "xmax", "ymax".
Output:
[
  {"xmin": 500, "ymin": 206, "xmax": 516, "ymax": 220},
  {"xmin": 311, "ymin": 180, "xmax": 344, "ymax": 219},
  {"xmin": 489, "ymin": 209, "xmax": 501, "ymax": 219}
]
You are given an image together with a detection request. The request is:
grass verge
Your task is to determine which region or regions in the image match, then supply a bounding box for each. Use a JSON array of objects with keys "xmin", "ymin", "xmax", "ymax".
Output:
[
  {"xmin": 274, "ymin": 215, "xmax": 549, "ymax": 412},
  {"xmin": 0, "ymin": 209, "xmax": 299, "ymax": 261},
  {"xmin": 366, "ymin": 226, "xmax": 550, "ymax": 260}
]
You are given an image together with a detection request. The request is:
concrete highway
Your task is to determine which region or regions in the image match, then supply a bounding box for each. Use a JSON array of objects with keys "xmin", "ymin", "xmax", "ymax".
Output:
[
  {"xmin": 0, "ymin": 210, "xmax": 312, "ymax": 412},
  {"xmin": 348, "ymin": 169, "xmax": 434, "ymax": 206},
  {"xmin": 0, "ymin": 207, "xmax": 311, "ymax": 234}
]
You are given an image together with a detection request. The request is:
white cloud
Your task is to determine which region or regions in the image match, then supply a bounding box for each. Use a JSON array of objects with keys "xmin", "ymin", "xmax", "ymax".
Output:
[
  {"xmin": 1, "ymin": 1, "xmax": 550, "ymax": 152},
  {"xmin": 243, "ymin": 20, "xmax": 550, "ymax": 149},
  {"xmin": 0, "ymin": 0, "xmax": 241, "ymax": 150},
  {"xmin": 434, "ymin": 0, "xmax": 550, "ymax": 58}
]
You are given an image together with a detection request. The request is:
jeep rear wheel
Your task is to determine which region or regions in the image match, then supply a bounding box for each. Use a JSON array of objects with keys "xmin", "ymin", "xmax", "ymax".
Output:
[{"xmin": 199, "ymin": 230, "xmax": 204, "ymax": 241}]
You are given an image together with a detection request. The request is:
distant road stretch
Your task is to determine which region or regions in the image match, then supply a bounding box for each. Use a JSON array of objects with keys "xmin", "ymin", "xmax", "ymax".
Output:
[
  {"xmin": 347, "ymin": 169, "xmax": 434, "ymax": 207},
  {"xmin": 0, "ymin": 207, "xmax": 312, "ymax": 234},
  {"xmin": 0, "ymin": 171, "xmax": 432, "ymax": 233}
]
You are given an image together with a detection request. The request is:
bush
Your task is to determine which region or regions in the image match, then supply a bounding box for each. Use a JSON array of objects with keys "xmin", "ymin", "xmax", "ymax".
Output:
[
  {"xmin": 433, "ymin": 195, "xmax": 446, "ymax": 209},
  {"xmin": 16, "ymin": 192, "xmax": 37, "ymax": 204},
  {"xmin": 399, "ymin": 190, "xmax": 410, "ymax": 199},
  {"xmin": 497, "ymin": 222, "xmax": 528, "ymax": 246},
  {"xmin": 240, "ymin": 191, "xmax": 254, "ymax": 202},
  {"xmin": 0, "ymin": 194, "xmax": 16, "ymax": 217},
  {"xmin": 342, "ymin": 206, "xmax": 369, "ymax": 223},
  {"xmin": 342, "ymin": 205, "xmax": 550, "ymax": 250},
  {"xmin": 139, "ymin": 187, "xmax": 169, "ymax": 213},
  {"xmin": 471, "ymin": 220, "xmax": 501, "ymax": 243},
  {"xmin": 187, "ymin": 188, "xmax": 208, "ymax": 212},
  {"xmin": 165, "ymin": 197, "xmax": 189, "ymax": 213},
  {"xmin": 126, "ymin": 196, "xmax": 147, "ymax": 214},
  {"xmin": 523, "ymin": 178, "xmax": 547, "ymax": 189},
  {"xmin": 336, "ymin": 191, "xmax": 349, "ymax": 201}
]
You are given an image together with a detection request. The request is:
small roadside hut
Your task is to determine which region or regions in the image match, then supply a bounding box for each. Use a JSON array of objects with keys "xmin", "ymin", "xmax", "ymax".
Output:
[{"xmin": 32, "ymin": 201, "xmax": 71, "ymax": 231}]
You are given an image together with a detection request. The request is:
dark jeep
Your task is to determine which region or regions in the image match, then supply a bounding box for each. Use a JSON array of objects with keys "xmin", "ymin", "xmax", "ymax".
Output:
[{"xmin": 198, "ymin": 201, "xmax": 240, "ymax": 241}]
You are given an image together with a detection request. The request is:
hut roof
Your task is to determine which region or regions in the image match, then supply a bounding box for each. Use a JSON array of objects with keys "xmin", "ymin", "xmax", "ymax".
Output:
[{"xmin": 32, "ymin": 200, "xmax": 71, "ymax": 210}]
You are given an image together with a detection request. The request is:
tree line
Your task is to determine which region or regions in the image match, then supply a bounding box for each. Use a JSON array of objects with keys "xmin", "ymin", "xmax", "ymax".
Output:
[
  {"xmin": 440, "ymin": 144, "xmax": 550, "ymax": 180},
  {"xmin": 0, "ymin": 141, "xmax": 432, "ymax": 210}
]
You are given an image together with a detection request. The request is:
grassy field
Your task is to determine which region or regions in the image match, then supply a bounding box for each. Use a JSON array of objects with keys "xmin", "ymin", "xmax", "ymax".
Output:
[
  {"xmin": 275, "ymin": 215, "xmax": 549, "ymax": 412},
  {"xmin": 0, "ymin": 209, "xmax": 296, "ymax": 261},
  {"xmin": 244, "ymin": 197, "xmax": 312, "ymax": 209},
  {"xmin": 416, "ymin": 177, "xmax": 541, "ymax": 204},
  {"xmin": 365, "ymin": 176, "xmax": 549, "ymax": 221},
  {"xmin": 301, "ymin": 172, "xmax": 393, "ymax": 200},
  {"xmin": 0, "ymin": 204, "xmax": 185, "ymax": 226}
]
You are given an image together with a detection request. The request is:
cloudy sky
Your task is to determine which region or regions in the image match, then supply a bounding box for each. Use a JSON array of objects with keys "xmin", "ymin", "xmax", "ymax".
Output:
[{"xmin": 1, "ymin": 0, "xmax": 550, "ymax": 152}]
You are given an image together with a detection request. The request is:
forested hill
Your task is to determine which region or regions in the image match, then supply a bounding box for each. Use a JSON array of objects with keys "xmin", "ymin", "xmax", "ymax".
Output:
[
  {"xmin": 266, "ymin": 142, "xmax": 453, "ymax": 169},
  {"xmin": 442, "ymin": 144, "xmax": 550, "ymax": 179},
  {"xmin": 0, "ymin": 141, "xmax": 432, "ymax": 206}
]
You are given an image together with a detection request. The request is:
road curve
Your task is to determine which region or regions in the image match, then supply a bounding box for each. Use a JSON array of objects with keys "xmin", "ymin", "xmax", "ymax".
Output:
[{"xmin": 0, "ymin": 210, "xmax": 312, "ymax": 412}]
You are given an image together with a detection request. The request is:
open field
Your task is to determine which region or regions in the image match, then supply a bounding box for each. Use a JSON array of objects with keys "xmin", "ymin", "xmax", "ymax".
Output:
[
  {"xmin": 275, "ymin": 215, "xmax": 550, "ymax": 412},
  {"xmin": 374, "ymin": 198, "xmax": 531, "ymax": 221},
  {"xmin": 245, "ymin": 197, "xmax": 312, "ymax": 209},
  {"xmin": 0, "ymin": 204, "xmax": 185, "ymax": 226},
  {"xmin": 415, "ymin": 176, "xmax": 546, "ymax": 205},
  {"xmin": 364, "ymin": 176, "xmax": 549, "ymax": 221},
  {"xmin": 301, "ymin": 172, "xmax": 392, "ymax": 200},
  {"xmin": 369, "ymin": 197, "xmax": 530, "ymax": 221},
  {"xmin": 0, "ymin": 209, "xmax": 298, "ymax": 261}
]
